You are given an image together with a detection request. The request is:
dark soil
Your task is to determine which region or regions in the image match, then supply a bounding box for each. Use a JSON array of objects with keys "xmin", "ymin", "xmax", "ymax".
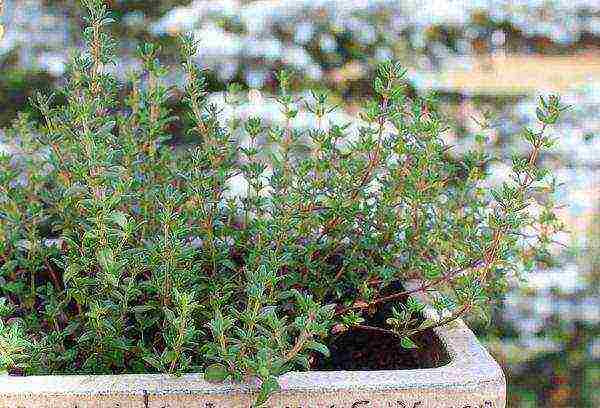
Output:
[
  {"xmin": 314, "ymin": 282, "xmax": 450, "ymax": 371},
  {"xmin": 312, "ymin": 328, "xmax": 448, "ymax": 371}
]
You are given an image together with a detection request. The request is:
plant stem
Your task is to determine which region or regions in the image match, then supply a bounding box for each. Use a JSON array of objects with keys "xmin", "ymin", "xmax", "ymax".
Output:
[{"xmin": 335, "ymin": 258, "xmax": 482, "ymax": 316}]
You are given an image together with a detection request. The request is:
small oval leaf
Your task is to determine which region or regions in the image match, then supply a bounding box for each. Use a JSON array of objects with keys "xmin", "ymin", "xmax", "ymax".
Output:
[
  {"xmin": 204, "ymin": 363, "xmax": 229, "ymax": 383},
  {"xmin": 306, "ymin": 340, "xmax": 330, "ymax": 357},
  {"xmin": 400, "ymin": 337, "xmax": 418, "ymax": 349}
]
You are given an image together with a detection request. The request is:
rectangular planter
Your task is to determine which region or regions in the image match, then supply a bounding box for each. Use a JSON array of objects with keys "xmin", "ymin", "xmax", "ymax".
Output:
[{"xmin": 0, "ymin": 315, "xmax": 506, "ymax": 408}]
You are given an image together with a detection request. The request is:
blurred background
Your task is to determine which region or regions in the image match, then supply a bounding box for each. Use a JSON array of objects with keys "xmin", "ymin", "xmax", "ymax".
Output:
[{"xmin": 0, "ymin": 1, "xmax": 598, "ymax": 406}]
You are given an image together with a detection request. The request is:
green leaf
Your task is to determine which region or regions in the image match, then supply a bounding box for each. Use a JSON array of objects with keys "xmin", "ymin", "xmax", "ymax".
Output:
[
  {"xmin": 418, "ymin": 319, "xmax": 437, "ymax": 330},
  {"xmin": 204, "ymin": 363, "xmax": 229, "ymax": 383},
  {"xmin": 165, "ymin": 350, "xmax": 178, "ymax": 363},
  {"xmin": 305, "ymin": 340, "xmax": 330, "ymax": 357},
  {"xmin": 535, "ymin": 107, "xmax": 546, "ymax": 123},
  {"xmin": 294, "ymin": 355, "xmax": 311, "ymax": 370},
  {"xmin": 423, "ymin": 264, "xmax": 441, "ymax": 280},
  {"xmin": 63, "ymin": 321, "xmax": 80, "ymax": 336},
  {"xmin": 406, "ymin": 297, "xmax": 425, "ymax": 313},
  {"xmin": 400, "ymin": 337, "xmax": 418, "ymax": 349},
  {"xmin": 255, "ymin": 376, "xmax": 281, "ymax": 406},
  {"xmin": 222, "ymin": 259, "xmax": 237, "ymax": 271},
  {"xmin": 63, "ymin": 264, "xmax": 81, "ymax": 285},
  {"xmin": 163, "ymin": 308, "xmax": 176, "ymax": 324},
  {"xmin": 96, "ymin": 248, "xmax": 115, "ymax": 272},
  {"xmin": 143, "ymin": 355, "xmax": 163, "ymax": 370},
  {"xmin": 109, "ymin": 211, "xmax": 128, "ymax": 229},
  {"xmin": 132, "ymin": 305, "xmax": 155, "ymax": 314}
]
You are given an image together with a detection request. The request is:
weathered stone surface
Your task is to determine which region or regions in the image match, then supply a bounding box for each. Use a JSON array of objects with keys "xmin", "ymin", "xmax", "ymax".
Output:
[{"xmin": 0, "ymin": 317, "xmax": 505, "ymax": 408}]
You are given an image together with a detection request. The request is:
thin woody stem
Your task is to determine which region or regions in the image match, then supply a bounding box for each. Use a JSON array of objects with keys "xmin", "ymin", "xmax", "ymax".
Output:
[
  {"xmin": 480, "ymin": 123, "xmax": 548, "ymax": 283},
  {"xmin": 335, "ymin": 259, "xmax": 483, "ymax": 316},
  {"xmin": 351, "ymin": 302, "xmax": 472, "ymax": 339},
  {"xmin": 283, "ymin": 315, "xmax": 315, "ymax": 364}
]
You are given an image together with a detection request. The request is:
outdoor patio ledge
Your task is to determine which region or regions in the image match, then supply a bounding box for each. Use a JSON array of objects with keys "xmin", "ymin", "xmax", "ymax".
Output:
[{"xmin": 0, "ymin": 316, "xmax": 506, "ymax": 408}]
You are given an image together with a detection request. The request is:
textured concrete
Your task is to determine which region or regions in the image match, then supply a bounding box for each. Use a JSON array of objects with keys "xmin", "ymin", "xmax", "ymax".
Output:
[{"xmin": 0, "ymin": 317, "xmax": 505, "ymax": 407}]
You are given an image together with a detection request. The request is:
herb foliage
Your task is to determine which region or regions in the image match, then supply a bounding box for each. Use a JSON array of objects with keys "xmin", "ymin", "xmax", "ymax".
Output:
[{"xmin": 0, "ymin": 1, "xmax": 567, "ymax": 405}]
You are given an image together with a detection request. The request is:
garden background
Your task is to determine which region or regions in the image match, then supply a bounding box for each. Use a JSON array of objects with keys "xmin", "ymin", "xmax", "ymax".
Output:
[{"xmin": 0, "ymin": 0, "xmax": 598, "ymax": 406}]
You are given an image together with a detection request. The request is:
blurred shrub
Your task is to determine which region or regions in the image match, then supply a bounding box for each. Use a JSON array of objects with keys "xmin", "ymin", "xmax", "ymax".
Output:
[{"xmin": 0, "ymin": 68, "xmax": 58, "ymax": 128}]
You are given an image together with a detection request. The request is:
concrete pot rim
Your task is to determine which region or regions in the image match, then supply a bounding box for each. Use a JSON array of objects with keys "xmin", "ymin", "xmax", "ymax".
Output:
[{"xmin": 0, "ymin": 313, "xmax": 505, "ymax": 400}]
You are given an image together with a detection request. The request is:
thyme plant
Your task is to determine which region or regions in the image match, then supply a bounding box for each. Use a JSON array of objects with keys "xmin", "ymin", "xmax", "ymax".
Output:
[{"xmin": 0, "ymin": 0, "xmax": 567, "ymax": 405}]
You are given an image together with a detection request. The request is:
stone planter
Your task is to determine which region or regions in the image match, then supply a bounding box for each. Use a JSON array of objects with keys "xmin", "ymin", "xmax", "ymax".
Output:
[{"xmin": 0, "ymin": 315, "xmax": 505, "ymax": 408}]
